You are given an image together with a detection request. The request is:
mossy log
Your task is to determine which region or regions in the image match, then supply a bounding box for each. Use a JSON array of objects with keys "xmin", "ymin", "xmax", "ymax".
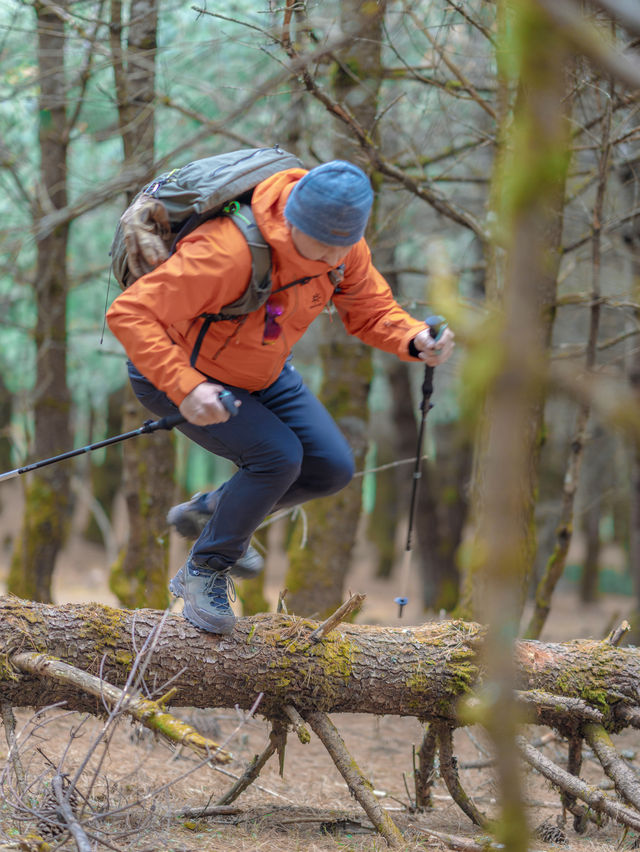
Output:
[
  {"xmin": 6, "ymin": 595, "xmax": 640, "ymax": 844},
  {"xmin": 0, "ymin": 594, "xmax": 638, "ymax": 730}
]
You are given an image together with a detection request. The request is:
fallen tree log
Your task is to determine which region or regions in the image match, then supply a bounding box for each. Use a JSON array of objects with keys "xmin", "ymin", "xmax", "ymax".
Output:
[
  {"xmin": 3, "ymin": 594, "xmax": 640, "ymax": 847},
  {"xmin": 0, "ymin": 595, "xmax": 638, "ymax": 726}
]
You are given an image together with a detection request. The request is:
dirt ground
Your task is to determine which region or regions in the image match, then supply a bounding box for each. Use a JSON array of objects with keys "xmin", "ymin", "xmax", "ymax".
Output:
[{"xmin": 0, "ymin": 479, "xmax": 638, "ymax": 851}]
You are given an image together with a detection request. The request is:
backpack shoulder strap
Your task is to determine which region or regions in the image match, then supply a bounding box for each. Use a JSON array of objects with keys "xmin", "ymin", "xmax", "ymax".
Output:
[
  {"xmin": 189, "ymin": 203, "xmax": 272, "ymax": 368},
  {"xmin": 224, "ymin": 202, "xmax": 272, "ymax": 311}
]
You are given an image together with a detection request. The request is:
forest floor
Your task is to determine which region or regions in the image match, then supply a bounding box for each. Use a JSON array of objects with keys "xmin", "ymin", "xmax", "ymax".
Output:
[{"xmin": 0, "ymin": 479, "xmax": 637, "ymax": 851}]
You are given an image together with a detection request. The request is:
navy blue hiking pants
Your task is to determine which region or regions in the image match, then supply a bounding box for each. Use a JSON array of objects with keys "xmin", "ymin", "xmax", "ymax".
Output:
[{"xmin": 128, "ymin": 360, "xmax": 355, "ymax": 571}]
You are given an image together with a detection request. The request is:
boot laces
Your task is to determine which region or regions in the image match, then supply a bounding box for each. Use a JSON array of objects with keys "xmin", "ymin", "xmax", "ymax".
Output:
[{"xmin": 204, "ymin": 570, "xmax": 236, "ymax": 606}]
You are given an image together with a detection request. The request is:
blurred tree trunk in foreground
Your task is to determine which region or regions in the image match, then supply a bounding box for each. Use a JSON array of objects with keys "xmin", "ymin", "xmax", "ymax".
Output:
[
  {"xmin": 460, "ymin": 2, "xmax": 574, "ymax": 849},
  {"xmin": 8, "ymin": 2, "xmax": 73, "ymax": 603},
  {"xmin": 108, "ymin": 0, "xmax": 174, "ymax": 609}
]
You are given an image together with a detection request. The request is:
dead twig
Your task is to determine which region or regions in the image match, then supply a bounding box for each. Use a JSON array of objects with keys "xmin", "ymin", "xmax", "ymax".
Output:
[
  {"xmin": 10, "ymin": 652, "xmax": 232, "ymax": 764},
  {"xmin": 0, "ymin": 701, "xmax": 26, "ymax": 793},
  {"xmin": 560, "ymin": 736, "xmax": 590, "ymax": 833},
  {"xmin": 172, "ymin": 803, "xmax": 242, "ymax": 818},
  {"xmin": 410, "ymin": 826, "xmax": 505, "ymax": 851},
  {"xmin": 436, "ymin": 722, "xmax": 488, "ymax": 828},
  {"xmin": 606, "ymin": 620, "xmax": 631, "ymax": 646},
  {"xmin": 276, "ymin": 588, "xmax": 289, "ymax": 615},
  {"xmin": 516, "ymin": 689, "xmax": 605, "ymax": 723},
  {"xmin": 305, "ymin": 711, "xmax": 404, "ymax": 848},
  {"xmin": 284, "ymin": 704, "xmax": 311, "ymax": 744},
  {"xmin": 52, "ymin": 774, "xmax": 91, "ymax": 852},
  {"xmin": 584, "ymin": 722, "xmax": 640, "ymax": 812},
  {"xmin": 413, "ymin": 722, "xmax": 437, "ymax": 809},
  {"xmin": 308, "ymin": 593, "xmax": 365, "ymax": 642},
  {"xmin": 518, "ymin": 735, "xmax": 640, "ymax": 831},
  {"xmin": 215, "ymin": 723, "xmax": 280, "ymax": 805}
]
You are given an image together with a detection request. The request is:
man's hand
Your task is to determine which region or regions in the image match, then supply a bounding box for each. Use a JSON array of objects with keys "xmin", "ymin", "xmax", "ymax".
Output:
[
  {"xmin": 412, "ymin": 325, "xmax": 455, "ymax": 366},
  {"xmin": 179, "ymin": 382, "xmax": 240, "ymax": 425}
]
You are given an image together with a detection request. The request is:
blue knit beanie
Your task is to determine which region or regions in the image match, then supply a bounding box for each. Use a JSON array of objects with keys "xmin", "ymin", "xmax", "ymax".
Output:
[{"xmin": 285, "ymin": 160, "xmax": 374, "ymax": 246}]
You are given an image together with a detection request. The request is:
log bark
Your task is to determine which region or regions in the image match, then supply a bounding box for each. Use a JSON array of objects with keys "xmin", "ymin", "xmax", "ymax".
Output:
[{"xmin": 1, "ymin": 595, "xmax": 639, "ymax": 730}]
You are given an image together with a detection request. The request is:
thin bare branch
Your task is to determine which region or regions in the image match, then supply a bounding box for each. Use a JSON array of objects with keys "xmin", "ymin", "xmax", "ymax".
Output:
[
  {"xmin": 533, "ymin": 0, "xmax": 640, "ymax": 89},
  {"xmin": 408, "ymin": 10, "xmax": 497, "ymax": 120},
  {"xmin": 590, "ymin": 0, "xmax": 640, "ymax": 35},
  {"xmin": 0, "ymin": 701, "xmax": 26, "ymax": 793},
  {"xmin": 215, "ymin": 719, "xmax": 284, "ymax": 805},
  {"xmin": 10, "ymin": 652, "xmax": 232, "ymax": 764},
  {"xmin": 435, "ymin": 722, "xmax": 488, "ymax": 827},
  {"xmin": 518, "ymin": 735, "xmax": 640, "ymax": 831},
  {"xmin": 305, "ymin": 711, "xmax": 404, "ymax": 848},
  {"xmin": 52, "ymin": 774, "xmax": 91, "ymax": 852},
  {"xmin": 584, "ymin": 722, "xmax": 640, "ymax": 811},
  {"xmin": 308, "ymin": 593, "xmax": 366, "ymax": 642}
]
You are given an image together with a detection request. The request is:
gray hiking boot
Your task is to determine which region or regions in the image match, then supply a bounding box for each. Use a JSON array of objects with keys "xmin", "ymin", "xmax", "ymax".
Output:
[
  {"xmin": 169, "ymin": 561, "xmax": 236, "ymax": 634},
  {"xmin": 167, "ymin": 492, "xmax": 215, "ymax": 539}
]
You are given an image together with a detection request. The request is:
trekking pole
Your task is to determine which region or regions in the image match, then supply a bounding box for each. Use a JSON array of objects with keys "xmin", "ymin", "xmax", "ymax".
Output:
[
  {"xmin": 394, "ymin": 316, "xmax": 448, "ymax": 618},
  {"xmin": 0, "ymin": 390, "xmax": 238, "ymax": 484}
]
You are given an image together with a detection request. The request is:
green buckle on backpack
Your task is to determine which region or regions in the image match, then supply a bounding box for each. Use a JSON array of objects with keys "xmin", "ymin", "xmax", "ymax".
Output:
[
  {"xmin": 224, "ymin": 200, "xmax": 252, "ymax": 227},
  {"xmin": 223, "ymin": 200, "xmax": 240, "ymax": 215}
]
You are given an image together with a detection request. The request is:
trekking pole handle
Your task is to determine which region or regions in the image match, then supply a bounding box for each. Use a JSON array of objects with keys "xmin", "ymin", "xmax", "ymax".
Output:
[
  {"xmin": 145, "ymin": 390, "xmax": 238, "ymax": 435},
  {"xmin": 218, "ymin": 389, "xmax": 240, "ymax": 418},
  {"xmin": 425, "ymin": 314, "xmax": 448, "ymax": 343},
  {"xmin": 421, "ymin": 315, "xmax": 448, "ymax": 400}
]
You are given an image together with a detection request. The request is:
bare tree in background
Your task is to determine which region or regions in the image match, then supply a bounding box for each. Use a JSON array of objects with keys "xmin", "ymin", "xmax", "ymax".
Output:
[
  {"xmin": 284, "ymin": 0, "xmax": 386, "ymax": 617},
  {"xmin": 8, "ymin": 1, "xmax": 74, "ymax": 602},
  {"xmin": 108, "ymin": 0, "xmax": 174, "ymax": 609}
]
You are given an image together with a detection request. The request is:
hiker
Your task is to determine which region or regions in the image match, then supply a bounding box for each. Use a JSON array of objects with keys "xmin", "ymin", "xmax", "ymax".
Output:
[{"xmin": 107, "ymin": 159, "xmax": 455, "ymax": 634}]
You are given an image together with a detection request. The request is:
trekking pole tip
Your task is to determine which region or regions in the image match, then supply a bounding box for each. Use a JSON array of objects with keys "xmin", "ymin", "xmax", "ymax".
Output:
[{"xmin": 394, "ymin": 596, "xmax": 408, "ymax": 618}]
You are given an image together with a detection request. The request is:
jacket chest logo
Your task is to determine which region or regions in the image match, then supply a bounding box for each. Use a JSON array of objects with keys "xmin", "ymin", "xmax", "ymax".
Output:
[{"xmin": 310, "ymin": 291, "xmax": 323, "ymax": 307}]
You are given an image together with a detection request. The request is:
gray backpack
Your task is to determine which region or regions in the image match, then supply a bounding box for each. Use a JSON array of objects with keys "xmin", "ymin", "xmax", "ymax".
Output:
[
  {"xmin": 110, "ymin": 145, "xmax": 345, "ymax": 366},
  {"xmin": 110, "ymin": 145, "xmax": 302, "ymax": 314}
]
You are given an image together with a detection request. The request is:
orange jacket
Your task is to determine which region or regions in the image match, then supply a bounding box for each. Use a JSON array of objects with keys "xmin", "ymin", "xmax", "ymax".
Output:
[{"xmin": 107, "ymin": 169, "xmax": 426, "ymax": 405}]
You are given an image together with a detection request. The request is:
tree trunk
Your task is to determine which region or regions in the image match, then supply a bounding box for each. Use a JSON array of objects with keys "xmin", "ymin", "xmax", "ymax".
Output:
[
  {"xmin": 85, "ymin": 385, "xmax": 125, "ymax": 544},
  {"xmin": 8, "ymin": 0, "xmax": 73, "ymax": 603},
  {"xmin": 458, "ymin": 5, "xmax": 574, "ymax": 849},
  {"xmin": 418, "ymin": 421, "xmax": 470, "ymax": 612},
  {"xmin": 285, "ymin": 340, "xmax": 372, "ymax": 617},
  {"xmin": 0, "ymin": 373, "xmax": 12, "ymax": 474},
  {"xmin": 619, "ymin": 145, "xmax": 640, "ymax": 642},
  {"xmin": 109, "ymin": 0, "xmax": 175, "ymax": 606},
  {"xmin": 3, "ymin": 595, "xmax": 640, "ymax": 724},
  {"xmin": 108, "ymin": 388, "xmax": 173, "ymax": 610},
  {"xmin": 284, "ymin": 1, "xmax": 385, "ymax": 616}
]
